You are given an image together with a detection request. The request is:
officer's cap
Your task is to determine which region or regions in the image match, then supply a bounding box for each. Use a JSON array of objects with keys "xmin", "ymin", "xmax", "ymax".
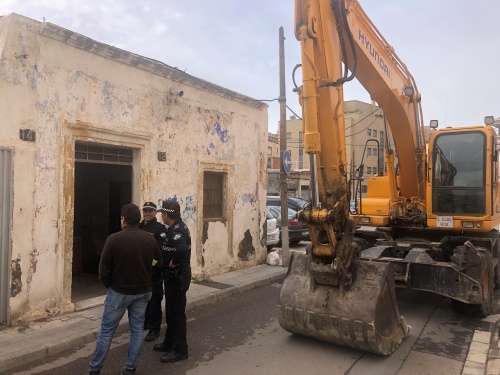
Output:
[
  {"xmin": 158, "ymin": 199, "xmax": 180, "ymax": 215},
  {"xmin": 142, "ymin": 201, "xmax": 157, "ymax": 211}
]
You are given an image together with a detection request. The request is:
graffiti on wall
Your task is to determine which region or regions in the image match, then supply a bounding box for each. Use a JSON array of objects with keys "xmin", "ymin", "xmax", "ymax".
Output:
[
  {"xmin": 236, "ymin": 193, "xmax": 256, "ymax": 206},
  {"xmin": 203, "ymin": 111, "xmax": 232, "ymax": 157},
  {"xmin": 157, "ymin": 195, "xmax": 197, "ymax": 227}
]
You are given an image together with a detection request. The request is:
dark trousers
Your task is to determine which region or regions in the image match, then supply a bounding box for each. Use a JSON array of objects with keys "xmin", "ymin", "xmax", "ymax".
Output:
[
  {"xmin": 144, "ymin": 282, "xmax": 163, "ymax": 331},
  {"xmin": 163, "ymin": 278, "xmax": 189, "ymax": 354}
]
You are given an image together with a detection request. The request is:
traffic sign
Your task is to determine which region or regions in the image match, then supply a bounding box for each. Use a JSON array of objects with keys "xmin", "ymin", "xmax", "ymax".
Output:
[{"xmin": 282, "ymin": 150, "xmax": 292, "ymax": 174}]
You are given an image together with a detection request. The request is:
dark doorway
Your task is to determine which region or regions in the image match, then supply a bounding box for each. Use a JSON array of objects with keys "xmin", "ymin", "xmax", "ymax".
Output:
[{"xmin": 72, "ymin": 160, "xmax": 132, "ymax": 303}]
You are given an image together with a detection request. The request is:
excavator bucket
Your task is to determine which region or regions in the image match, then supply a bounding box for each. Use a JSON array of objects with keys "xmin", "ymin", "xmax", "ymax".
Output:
[{"xmin": 277, "ymin": 252, "xmax": 410, "ymax": 355}]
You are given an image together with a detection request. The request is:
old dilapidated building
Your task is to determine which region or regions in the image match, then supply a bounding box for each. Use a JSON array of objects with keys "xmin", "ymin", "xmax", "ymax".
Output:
[{"xmin": 0, "ymin": 13, "xmax": 268, "ymax": 325}]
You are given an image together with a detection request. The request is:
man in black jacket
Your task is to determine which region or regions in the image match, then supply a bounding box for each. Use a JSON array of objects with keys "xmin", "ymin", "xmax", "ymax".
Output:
[
  {"xmin": 139, "ymin": 201, "xmax": 167, "ymax": 342},
  {"xmin": 153, "ymin": 199, "xmax": 191, "ymax": 363},
  {"xmin": 87, "ymin": 203, "xmax": 162, "ymax": 375}
]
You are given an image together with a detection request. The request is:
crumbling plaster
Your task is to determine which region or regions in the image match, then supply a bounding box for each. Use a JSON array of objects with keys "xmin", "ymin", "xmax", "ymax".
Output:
[{"xmin": 0, "ymin": 13, "xmax": 268, "ymax": 323}]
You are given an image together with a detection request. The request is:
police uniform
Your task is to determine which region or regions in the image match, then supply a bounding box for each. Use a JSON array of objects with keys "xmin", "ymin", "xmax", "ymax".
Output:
[
  {"xmin": 139, "ymin": 202, "xmax": 167, "ymax": 339},
  {"xmin": 153, "ymin": 200, "xmax": 191, "ymax": 362}
]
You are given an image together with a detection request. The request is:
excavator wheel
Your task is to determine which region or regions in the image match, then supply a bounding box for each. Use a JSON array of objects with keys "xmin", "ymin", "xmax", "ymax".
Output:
[
  {"xmin": 451, "ymin": 251, "xmax": 494, "ymax": 318},
  {"xmin": 277, "ymin": 252, "xmax": 410, "ymax": 355}
]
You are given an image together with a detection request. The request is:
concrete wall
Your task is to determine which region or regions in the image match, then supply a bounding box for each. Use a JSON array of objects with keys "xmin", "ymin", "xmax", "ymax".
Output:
[{"xmin": 0, "ymin": 14, "xmax": 268, "ymax": 323}]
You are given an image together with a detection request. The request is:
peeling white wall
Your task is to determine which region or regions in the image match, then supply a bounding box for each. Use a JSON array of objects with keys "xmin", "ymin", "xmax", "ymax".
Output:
[{"xmin": 0, "ymin": 14, "xmax": 268, "ymax": 323}]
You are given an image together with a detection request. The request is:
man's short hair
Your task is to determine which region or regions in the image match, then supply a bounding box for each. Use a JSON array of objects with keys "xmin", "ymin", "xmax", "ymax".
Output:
[
  {"xmin": 158, "ymin": 200, "xmax": 181, "ymax": 220},
  {"xmin": 121, "ymin": 203, "xmax": 141, "ymax": 225}
]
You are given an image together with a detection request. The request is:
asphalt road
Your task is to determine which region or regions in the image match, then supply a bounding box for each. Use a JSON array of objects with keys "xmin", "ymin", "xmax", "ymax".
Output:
[{"xmin": 8, "ymin": 267, "xmax": 498, "ymax": 375}]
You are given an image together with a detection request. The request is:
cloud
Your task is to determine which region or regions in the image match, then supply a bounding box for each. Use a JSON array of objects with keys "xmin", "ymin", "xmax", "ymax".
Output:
[{"xmin": 1, "ymin": 0, "xmax": 499, "ymax": 133}]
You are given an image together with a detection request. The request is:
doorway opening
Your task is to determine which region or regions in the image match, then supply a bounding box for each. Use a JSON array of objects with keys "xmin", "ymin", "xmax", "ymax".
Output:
[{"xmin": 71, "ymin": 143, "xmax": 133, "ymax": 304}]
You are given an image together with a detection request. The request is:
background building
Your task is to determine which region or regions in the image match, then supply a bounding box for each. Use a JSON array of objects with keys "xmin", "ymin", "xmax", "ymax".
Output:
[
  {"xmin": 344, "ymin": 100, "xmax": 396, "ymax": 196},
  {"xmin": 269, "ymin": 100, "xmax": 398, "ymax": 199},
  {"xmin": 267, "ymin": 133, "xmax": 280, "ymax": 169}
]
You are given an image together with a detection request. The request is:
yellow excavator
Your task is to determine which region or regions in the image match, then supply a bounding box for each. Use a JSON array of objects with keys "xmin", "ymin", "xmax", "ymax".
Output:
[{"xmin": 277, "ymin": 0, "xmax": 499, "ymax": 355}]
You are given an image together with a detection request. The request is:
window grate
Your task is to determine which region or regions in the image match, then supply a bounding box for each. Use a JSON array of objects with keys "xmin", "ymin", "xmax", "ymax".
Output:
[
  {"xmin": 203, "ymin": 172, "xmax": 225, "ymax": 219},
  {"xmin": 75, "ymin": 143, "xmax": 133, "ymax": 164}
]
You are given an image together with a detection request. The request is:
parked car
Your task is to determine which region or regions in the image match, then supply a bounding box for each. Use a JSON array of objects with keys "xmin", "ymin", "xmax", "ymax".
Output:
[
  {"xmin": 267, "ymin": 196, "xmax": 308, "ymax": 212},
  {"xmin": 266, "ymin": 208, "xmax": 280, "ymax": 251},
  {"xmin": 267, "ymin": 206, "xmax": 309, "ymax": 245},
  {"xmin": 350, "ymin": 199, "xmax": 357, "ymax": 214}
]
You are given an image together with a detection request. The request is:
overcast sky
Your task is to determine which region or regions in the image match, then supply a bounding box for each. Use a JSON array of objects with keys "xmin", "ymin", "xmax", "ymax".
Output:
[{"xmin": 1, "ymin": 0, "xmax": 498, "ymax": 133}]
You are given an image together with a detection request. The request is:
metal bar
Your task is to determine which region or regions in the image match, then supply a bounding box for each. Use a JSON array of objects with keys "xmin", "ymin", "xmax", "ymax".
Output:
[
  {"xmin": 0, "ymin": 148, "xmax": 13, "ymax": 324},
  {"xmin": 279, "ymin": 26, "xmax": 290, "ymax": 267}
]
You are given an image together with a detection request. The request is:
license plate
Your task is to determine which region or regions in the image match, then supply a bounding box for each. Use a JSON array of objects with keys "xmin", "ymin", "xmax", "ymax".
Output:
[{"xmin": 436, "ymin": 216, "xmax": 453, "ymax": 228}]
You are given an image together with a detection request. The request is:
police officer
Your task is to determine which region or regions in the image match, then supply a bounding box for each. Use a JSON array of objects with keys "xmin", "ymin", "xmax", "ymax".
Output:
[
  {"xmin": 153, "ymin": 199, "xmax": 191, "ymax": 363},
  {"xmin": 139, "ymin": 201, "xmax": 167, "ymax": 342}
]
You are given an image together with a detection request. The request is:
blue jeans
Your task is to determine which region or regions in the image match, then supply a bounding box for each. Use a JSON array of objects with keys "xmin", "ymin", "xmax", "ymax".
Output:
[{"xmin": 88, "ymin": 288, "xmax": 152, "ymax": 372}]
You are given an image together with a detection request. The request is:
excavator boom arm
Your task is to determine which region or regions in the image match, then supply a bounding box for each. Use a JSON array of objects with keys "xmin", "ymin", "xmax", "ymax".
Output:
[{"xmin": 278, "ymin": 0, "xmax": 412, "ymax": 356}]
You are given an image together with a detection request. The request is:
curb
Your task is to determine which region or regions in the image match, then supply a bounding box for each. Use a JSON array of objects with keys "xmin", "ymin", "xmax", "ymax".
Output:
[
  {"xmin": 485, "ymin": 320, "xmax": 500, "ymax": 375},
  {"xmin": 0, "ymin": 269, "xmax": 287, "ymax": 374},
  {"xmin": 462, "ymin": 316, "xmax": 500, "ymax": 375}
]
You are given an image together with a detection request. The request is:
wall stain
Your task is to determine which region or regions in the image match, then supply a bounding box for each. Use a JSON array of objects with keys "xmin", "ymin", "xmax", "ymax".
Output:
[
  {"xmin": 238, "ymin": 193, "xmax": 256, "ymax": 205},
  {"xmin": 11, "ymin": 254, "xmax": 23, "ymax": 298},
  {"xmin": 25, "ymin": 65, "xmax": 37, "ymax": 89},
  {"xmin": 237, "ymin": 230, "xmax": 255, "ymax": 261},
  {"xmin": 26, "ymin": 248, "xmax": 39, "ymax": 287},
  {"xmin": 101, "ymin": 81, "xmax": 114, "ymax": 116}
]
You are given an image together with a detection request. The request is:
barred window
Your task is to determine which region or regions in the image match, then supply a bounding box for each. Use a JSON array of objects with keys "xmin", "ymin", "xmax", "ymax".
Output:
[{"xmin": 203, "ymin": 172, "xmax": 225, "ymax": 219}]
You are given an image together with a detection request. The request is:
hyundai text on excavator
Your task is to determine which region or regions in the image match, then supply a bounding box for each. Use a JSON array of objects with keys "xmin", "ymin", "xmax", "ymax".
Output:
[{"xmin": 277, "ymin": 0, "xmax": 499, "ymax": 355}]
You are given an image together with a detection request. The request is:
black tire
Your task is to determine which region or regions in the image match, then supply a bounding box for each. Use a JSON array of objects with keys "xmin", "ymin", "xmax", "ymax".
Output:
[
  {"xmin": 451, "ymin": 251, "xmax": 494, "ymax": 318},
  {"xmin": 492, "ymin": 237, "xmax": 500, "ymax": 289},
  {"xmin": 494, "ymin": 257, "xmax": 500, "ymax": 289}
]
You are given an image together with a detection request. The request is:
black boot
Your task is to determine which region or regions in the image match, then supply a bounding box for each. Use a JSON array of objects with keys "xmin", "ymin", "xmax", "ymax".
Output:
[
  {"xmin": 153, "ymin": 342, "xmax": 172, "ymax": 352},
  {"xmin": 160, "ymin": 351, "xmax": 188, "ymax": 363},
  {"xmin": 145, "ymin": 330, "xmax": 160, "ymax": 342}
]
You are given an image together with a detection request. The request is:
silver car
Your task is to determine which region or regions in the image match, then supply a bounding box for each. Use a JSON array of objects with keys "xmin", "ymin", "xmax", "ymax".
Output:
[{"xmin": 267, "ymin": 206, "xmax": 309, "ymax": 245}]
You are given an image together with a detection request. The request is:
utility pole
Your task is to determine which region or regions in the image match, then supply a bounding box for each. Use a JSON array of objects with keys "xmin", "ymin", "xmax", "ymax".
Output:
[{"xmin": 279, "ymin": 26, "xmax": 290, "ymax": 267}]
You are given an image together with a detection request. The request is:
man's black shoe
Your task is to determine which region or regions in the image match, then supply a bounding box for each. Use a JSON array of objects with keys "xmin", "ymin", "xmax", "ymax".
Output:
[
  {"xmin": 145, "ymin": 330, "xmax": 160, "ymax": 342},
  {"xmin": 160, "ymin": 351, "xmax": 188, "ymax": 363},
  {"xmin": 153, "ymin": 342, "xmax": 173, "ymax": 352},
  {"xmin": 121, "ymin": 366, "xmax": 136, "ymax": 374}
]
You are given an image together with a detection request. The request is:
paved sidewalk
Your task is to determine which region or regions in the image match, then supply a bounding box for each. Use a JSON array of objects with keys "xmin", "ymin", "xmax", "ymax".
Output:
[{"xmin": 0, "ymin": 264, "xmax": 287, "ymax": 374}]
